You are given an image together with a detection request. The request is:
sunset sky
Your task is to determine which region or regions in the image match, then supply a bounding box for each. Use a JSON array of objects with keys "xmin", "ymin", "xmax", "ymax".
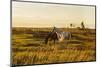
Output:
[{"xmin": 12, "ymin": 1, "xmax": 95, "ymax": 29}]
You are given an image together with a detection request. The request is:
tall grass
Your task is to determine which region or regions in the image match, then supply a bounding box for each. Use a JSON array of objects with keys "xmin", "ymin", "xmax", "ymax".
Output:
[{"xmin": 12, "ymin": 28, "xmax": 96, "ymax": 65}]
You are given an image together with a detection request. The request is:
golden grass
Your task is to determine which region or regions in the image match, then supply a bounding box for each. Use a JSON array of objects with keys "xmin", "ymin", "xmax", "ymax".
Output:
[{"xmin": 12, "ymin": 28, "xmax": 96, "ymax": 65}]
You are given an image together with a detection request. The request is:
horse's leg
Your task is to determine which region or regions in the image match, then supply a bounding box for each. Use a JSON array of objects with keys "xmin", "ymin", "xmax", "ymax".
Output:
[
  {"xmin": 68, "ymin": 33, "xmax": 71, "ymax": 41},
  {"xmin": 67, "ymin": 33, "xmax": 71, "ymax": 45},
  {"xmin": 48, "ymin": 38, "xmax": 52, "ymax": 44},
  {"xmin": 45, "ymin": 36, "xmax": 49, "ymax": 44},
  {"xmin": 66, "ymin": 39, "xmax": 68, "ymax": 45},
  {"xmin": 54, "ymin": 39, "xmax": 56, "ymax": 44}
]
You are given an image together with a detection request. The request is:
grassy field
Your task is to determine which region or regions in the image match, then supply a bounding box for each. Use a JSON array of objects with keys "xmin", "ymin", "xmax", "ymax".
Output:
[{"xmin": 12, "ymin": 27, "xmax": 96, "ymax": 65}]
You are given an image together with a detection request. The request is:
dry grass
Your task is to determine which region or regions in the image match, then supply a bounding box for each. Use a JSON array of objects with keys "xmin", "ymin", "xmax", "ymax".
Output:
[{"xmin": 12, "ymin": 27, "xmax": 96, "ymax": 65}]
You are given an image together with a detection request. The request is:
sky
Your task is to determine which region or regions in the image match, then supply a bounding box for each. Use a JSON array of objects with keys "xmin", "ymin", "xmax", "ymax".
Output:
[{"xmin": 12, "ymin": 1, "xmax": 95, "ymax": 29}]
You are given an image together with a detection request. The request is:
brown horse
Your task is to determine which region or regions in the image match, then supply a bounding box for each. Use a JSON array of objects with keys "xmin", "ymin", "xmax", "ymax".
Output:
[{"xmin": 45, "ymin": 32, "xmax": 58, "ymax": 44}]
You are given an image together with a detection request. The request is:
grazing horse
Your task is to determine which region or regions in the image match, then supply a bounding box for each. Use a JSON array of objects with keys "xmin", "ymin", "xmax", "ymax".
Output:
[
  {"xmin": 45, "ymin": 27, "xmax": 72, "ymax": 44},
  {"xmin": 45, "ymin": 32, "xmax": 58, "ymax": 44}
]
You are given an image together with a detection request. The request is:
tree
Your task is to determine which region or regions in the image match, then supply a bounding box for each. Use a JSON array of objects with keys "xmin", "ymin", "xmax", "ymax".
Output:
[
  {"xmin": 70, "ymin": 23, "xmax": 73, "ymax": 28},
  {"xmin": 81, "ymin": 21, "xmax": 85, "ymax": 29}
]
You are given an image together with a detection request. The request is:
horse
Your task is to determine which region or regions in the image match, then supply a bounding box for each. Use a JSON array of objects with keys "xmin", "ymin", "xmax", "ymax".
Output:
[
  {"xmin": 45, "ymin": 27, "xmax": 72, "ymax": 44},
  {"xmin": 56, "ymin": 31, "xmax": 71, "ymax": 42}
]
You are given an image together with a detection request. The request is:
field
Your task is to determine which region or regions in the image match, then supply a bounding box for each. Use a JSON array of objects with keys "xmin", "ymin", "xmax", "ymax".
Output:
[{"xmin": 12, "ymin": 27, "xmax": 96, "ymax": 66}]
